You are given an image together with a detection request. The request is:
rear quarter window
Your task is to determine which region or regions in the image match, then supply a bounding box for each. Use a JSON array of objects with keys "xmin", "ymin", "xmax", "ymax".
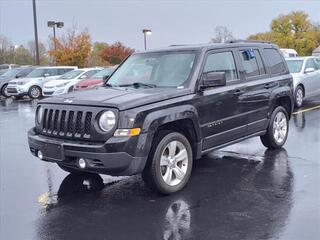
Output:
[{"xmin": 263, "ymin": 48, "xmax": 287, "ymax": 75}]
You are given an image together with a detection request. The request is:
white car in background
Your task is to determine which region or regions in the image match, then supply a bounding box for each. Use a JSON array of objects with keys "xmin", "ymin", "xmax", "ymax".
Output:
[
  {"xmin": 42, "ymin": 68, "xmax": 102, "ymax": 97},
  {"xmin": 281, "ymin": 48, "xmax": 298, "ymax": 58},
  {"xmin": 6, "ymin": 66, "xmax": 77, "ymax": 99},
  {"xmin": 286, "ymin": 56, "xmax": 320, "ymax": 107}
]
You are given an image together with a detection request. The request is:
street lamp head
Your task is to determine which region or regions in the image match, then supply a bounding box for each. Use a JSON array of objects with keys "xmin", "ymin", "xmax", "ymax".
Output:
[
  {"xmin": 56, "ymin": 22, "xmax": 64, "ymax": 28},
  {"xmin": 142, "ymin": 29, "xmax": 152, "ymax": 35},
  {"xmin": 47, "ymin": 21, "xmax": 55, "ymax": 28}
]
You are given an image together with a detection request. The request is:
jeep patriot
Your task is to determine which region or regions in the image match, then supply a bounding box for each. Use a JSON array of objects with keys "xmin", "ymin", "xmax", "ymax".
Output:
[{"xmin": 28, "ymin": 41, "xmax": 294, "ymax": 194}]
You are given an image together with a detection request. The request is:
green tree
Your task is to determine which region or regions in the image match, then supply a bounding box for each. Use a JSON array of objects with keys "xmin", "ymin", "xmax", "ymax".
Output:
[
  {"xmin": 27, "ymin": 41, "xmax": 48, "ymax": 65},
  {"xmin": 14, "ymin": 45, "xmax": 33, "ymax": 65},
  {"xmin": 248, "ymin": 11, "xmax": 320, "ymax": 56},
  {"xmin": 87, "ymin": 42, "xmax": 109, "ymax": 66}
]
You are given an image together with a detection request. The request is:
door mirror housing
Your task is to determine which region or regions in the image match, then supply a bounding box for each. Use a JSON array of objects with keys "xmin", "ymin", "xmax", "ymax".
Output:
[
  {"xmin": 201, "ymin": 72, "xmax": 226, "ymax": 89},
  {"xmin": 305, "ymin": 67, "xmax": 315, "ymax": 73},
  {"xmin": 79, "ymin": 75, "xmax": 87, "ymax": 79},
  {"xmin": 44, "ymin": 73, "xmax": 50, "ymax": 78}
]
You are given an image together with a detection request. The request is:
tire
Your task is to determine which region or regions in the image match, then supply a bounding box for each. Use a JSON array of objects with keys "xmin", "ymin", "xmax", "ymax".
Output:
[
  {"xmin": 1, "ymin": 84, "xmax": 9, "ymax": 98},
  {"xmin": 28, "ymin": 85, "xmax": 42, "ymax": 99},
  {"xmin": 142, "ymin": 131, "xmax": 193, "ymax": 195},
  {"xmin": 294, "ymin": 86, "xmax": 304, "ymax": 108},
  {"xmin": 57, "ymin": 163, "xmax": 84, "ymax": 174},
  {"xmin": 260, "ymin": 106, "xmax": 289, "ymax": 149}
]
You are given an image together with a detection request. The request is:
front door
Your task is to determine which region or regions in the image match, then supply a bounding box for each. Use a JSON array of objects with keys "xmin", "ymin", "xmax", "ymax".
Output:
[{"xmin": 195, "ymin": 49, "xmax": 249, "ymax": 150}]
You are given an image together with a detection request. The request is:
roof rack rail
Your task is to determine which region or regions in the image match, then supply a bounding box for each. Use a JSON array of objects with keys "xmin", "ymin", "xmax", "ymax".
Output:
[
  {"xmin": 169, "ymin": 44, "xmax": 189, "ymax": 47},
  {"xmin": 226, "ymin": 40, "xmax": 271, "ymax": 44}
]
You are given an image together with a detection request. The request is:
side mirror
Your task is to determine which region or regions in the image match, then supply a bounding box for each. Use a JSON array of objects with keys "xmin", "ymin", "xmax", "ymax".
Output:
[
  {"xmin": 200, "ymin": 72, "xmax": 226, "ymax": 89},
  {"xmin": 15, "ymin": 74, "xmax": 22, "ymax": 78},
  {"xmin": 79, "ymin": 75, "xmax": 87, "ymax": 79},
  {"xmin": 305, "ymin": 68, "xmax": 315, "ymax": 73},
  {"xmin": 44, "ymin": 73, "xmax": 50, "ymax": 77},
  {"xmin": 103, "ymin": 74, "xmax": 110, "ymax": 83}
]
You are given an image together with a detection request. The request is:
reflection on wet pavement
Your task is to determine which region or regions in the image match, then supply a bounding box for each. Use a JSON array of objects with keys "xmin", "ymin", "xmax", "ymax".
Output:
[{"xmin": 0, "ymin": 97, "xmax": 320, "ymax": 240}]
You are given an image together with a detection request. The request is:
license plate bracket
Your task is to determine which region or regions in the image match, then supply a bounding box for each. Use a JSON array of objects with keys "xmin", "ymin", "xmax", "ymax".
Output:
[{"xmin": 43, "ymin": 143, "xmax": 64, "ymax": 161}]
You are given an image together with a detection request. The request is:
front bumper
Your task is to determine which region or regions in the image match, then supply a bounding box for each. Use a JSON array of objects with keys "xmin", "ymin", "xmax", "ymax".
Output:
[
  {"xmin": 6, "ymin": 85, "xmax": 28, "ymax": 96},
  {"xmin": 28, "ymin": 128, "xmax": 148, "ymax": 176},
  {"xmin": 43, "ymin": 87, "xmax": 66, "ymax": 96}
]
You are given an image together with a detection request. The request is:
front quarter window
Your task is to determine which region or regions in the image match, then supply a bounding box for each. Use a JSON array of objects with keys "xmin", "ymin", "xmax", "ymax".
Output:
[{"xmin": 107, "ymin": 51, "xmax": 196, "ymax": 88}]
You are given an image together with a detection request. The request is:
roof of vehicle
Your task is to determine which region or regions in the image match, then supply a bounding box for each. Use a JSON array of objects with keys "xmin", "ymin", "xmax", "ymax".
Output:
[
  {"xmin": 35, "ymin": 66, "xmax": 77, "ymax": 69},
  {"xmin": 76, "ymin": 67, "xmax": 103, "ymax": 71},
  {"xmin": 285, "ymin": 56, "xmax": 317, "ymax": 61},
  {"xmin": 139, "ymin": 41, "xmax": 278, "ymax": 53}
]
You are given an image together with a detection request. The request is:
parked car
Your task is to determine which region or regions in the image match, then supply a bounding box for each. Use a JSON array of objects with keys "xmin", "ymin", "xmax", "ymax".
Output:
[
  {"xmin": 286, "ymin": 56, "xmax": 320, "ymax": 107},
  {"xmin": 0, "ymin": 69, "xmax": 9, "ymax": 76},
  {"xmin": 0, "ymin": 66, "xmax": 35, "ymax": 97},
  {"xmin": 28, "ymin": 41, "xmax": 294, "ymax": 194},
  {"xmin": 74, "ymin": 66, "xmax": 117, "ymax": 91},
  {"xmin": 0, "ymin": 64, "xmax": 20, "ymax": 70},
  {"xmin": 42, "ymin": 68, "xmax": 102, "ymax": 97},
  {"xmin": 6, "ymin": 66, "xmax": 77, "ymax": 99},
  {"xmin": 280, "ymin": 48, "xmax": 298, "ymax": 58}
]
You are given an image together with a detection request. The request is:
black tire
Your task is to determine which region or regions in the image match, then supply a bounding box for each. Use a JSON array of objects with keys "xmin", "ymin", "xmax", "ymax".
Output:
[
  {"xmin": 1, "ymin": 84, "xmax": 9, "ymax": 98},
  {"xmin": 294, "ymin": 85, "xmax": 304, "ymax": 108},
  {"xmin": 57, "ymin": 163, "xmax": 84, "ymax": 174},
  {"xmin": 28, "ymin": 85, "xmax": 42, "ymax": 99},
  {"xmin": 142, "ymin": 131, "xmax": 193, "ymax": 195},
  {"xmin": 260, "ymin": 106, "xmax": 289, "ymax": 149}
]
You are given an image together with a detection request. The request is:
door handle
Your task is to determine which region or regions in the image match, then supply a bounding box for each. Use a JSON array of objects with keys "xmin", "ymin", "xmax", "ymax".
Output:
[
  {"xmin": 264, "ymin": 82, "xmax": 276, "ymax": 89},
  {"xmin": 233, "ymin": 88, "xmax": 245, "ymax": 95}
]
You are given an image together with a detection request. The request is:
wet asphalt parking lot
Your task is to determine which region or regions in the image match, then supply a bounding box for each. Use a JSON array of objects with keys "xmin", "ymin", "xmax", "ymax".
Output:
[{"xmin": 0, "ymin": 96, "xmax": 320, "ymax": 240}]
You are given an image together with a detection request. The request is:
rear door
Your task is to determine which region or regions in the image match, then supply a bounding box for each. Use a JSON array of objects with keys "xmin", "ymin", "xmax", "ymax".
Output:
[{"xmin": 236, "ymin": 48, "xmax": 271, "ymax": 134}]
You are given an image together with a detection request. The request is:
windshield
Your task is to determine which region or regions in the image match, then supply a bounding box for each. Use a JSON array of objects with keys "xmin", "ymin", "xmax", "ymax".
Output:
[
  {"xmin": 286, "ymin": 60, "xmax": 303, "ymax": 73},
  {"xmin": 57, "ymin": 70, "xmax": 84, "ymax": 80},
  {"xmin": 107, "ymin": 52, "xmax": 196, "ymax": 88},
  {"xmin": 27, "ymin": 69, "xmax": 47, "ymax": 78},
  {"xmin": 0, "ymin": 68, "xmax": 20, "ymax": 78},
  {"xmin": 91, "ymin": 68, "xmax": 114, "ymax": 79}
]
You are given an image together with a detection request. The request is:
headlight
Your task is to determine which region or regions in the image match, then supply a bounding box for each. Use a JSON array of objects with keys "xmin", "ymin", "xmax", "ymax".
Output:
[
  {"xmin": 98, "ymin": 111, "xmax": 116, "ymax": 132},
  {"xmin": 56, "ymin": 82, "xmax": 68, "ymax": 87},
  {"xmin": 37, "ymin": 106, "xmax": 43, "ymax": 124}
]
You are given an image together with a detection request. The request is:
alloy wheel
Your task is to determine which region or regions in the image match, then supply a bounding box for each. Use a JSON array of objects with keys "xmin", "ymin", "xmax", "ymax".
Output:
[{"xmin": 273, "ymin": 111, "xmax": 288, "ymax": 144}]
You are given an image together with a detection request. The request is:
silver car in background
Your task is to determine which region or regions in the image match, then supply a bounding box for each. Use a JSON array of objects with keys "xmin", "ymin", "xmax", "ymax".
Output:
[
  {"xmin": 6, "ymin": 66, "xmax": 77, "ymax": 99},
  {"xmin": 286, "ymin": 57, "xmax": 320, "ymax": 107}
]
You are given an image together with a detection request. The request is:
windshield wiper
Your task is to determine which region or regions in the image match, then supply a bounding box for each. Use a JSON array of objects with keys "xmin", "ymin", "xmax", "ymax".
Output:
[{"xmin": 118, "ymin": 82, "xmax": 157, "ymax": 88}]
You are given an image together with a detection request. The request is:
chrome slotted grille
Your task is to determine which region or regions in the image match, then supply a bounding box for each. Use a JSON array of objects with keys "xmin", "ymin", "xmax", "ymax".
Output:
[{"xmin": 41, "ymin": 108, "xmax": 93, "ymax": 139}]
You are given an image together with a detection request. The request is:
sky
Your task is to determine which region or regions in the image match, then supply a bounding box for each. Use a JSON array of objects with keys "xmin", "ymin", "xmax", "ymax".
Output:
[{"xmin": 0, "ymin": 0, "xmax": 320, "ymax": 50}]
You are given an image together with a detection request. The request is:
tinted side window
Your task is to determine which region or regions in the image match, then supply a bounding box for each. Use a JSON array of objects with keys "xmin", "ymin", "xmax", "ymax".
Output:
[
  {"xmin": 263, "ymin": 48, "xmax": 286, "ymax": 75},
  {"xmin": 19, "ymin": 68, "xmax": 34, "ymax": 77},
  {"xmin": 254, "ymin": 50, "xmax": 266, "ymax": 74},
  {"xmin": 64, "ymin": 68, "xmax": 74, "ymax": 74},
  {"xmin": 204, "ymin": 51, "xmax": 237, "ymax": 81},
  {"xmin": 58, "ymin": 69, "xmax": 66, "ymax": 75},
  {"xmin": 86, "ymin": 70, "xmax": 100, "ymax": 78},
  {"xmin": 240, "ymin": 50, "xmax": 260, "ymax": 77},
  {"xmin": 46, "ymin": 69, "xmax": 59, "ymax": 76}
]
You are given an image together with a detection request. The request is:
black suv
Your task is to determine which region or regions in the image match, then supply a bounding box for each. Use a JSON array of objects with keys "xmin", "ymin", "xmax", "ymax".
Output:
[{"xmin": 28, "ymin": 41, "xmax": 294, "ymax": 194}]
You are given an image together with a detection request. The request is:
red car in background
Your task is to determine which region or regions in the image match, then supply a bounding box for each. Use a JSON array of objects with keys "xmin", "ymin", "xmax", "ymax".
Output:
[{"xmin": 74, "ymin": 66, "xmax": 117, "ymax": 91}]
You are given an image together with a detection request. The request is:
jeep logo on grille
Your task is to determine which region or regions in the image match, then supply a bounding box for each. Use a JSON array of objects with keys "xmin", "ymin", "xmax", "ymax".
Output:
[{"xmin": 64, "ymin": 99, "xmax": 73, "ymax": 103}]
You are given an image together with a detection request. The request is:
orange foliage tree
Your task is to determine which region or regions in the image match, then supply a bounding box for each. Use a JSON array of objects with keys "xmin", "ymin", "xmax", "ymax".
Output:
[
  {"xmin": 49, "ymin": 27, "xmax": 92, "ymax": 67},
  {"xmin": 100, "ymin": 42, "xmax": 134, "ymax": 65}
]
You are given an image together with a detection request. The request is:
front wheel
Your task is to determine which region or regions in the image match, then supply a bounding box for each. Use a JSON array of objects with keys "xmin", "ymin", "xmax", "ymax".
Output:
[
  {"xmin": 260, "ymin": 106, "xmax": 289, "ymax": 149},
  {"xmin": 28, "ymin": 86, "xmax": 42, "ymax": 99},
  {"xmin": 142, "ymin": 131, "xmax": 193, "ymax": 194},
  {"xmin": 1, "ymin": 84, "xmax": 9, "ymax": 98},
  {"xmin": 295, "ymin": 86, "xmax": 304, "ymax": 108}
]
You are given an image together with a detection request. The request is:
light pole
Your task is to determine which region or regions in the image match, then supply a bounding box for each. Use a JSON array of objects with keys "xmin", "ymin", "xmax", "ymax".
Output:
[
  {"xmin": 47, "ymin": 21, "xmax": 64, "ymax": 51},
  {"xmin": 142, "ymin": 29, "xmax": 152, "ymax": 50},
  {"xmin": 32, "ymin": 0, "xmax": 40, "ymax": 65}
]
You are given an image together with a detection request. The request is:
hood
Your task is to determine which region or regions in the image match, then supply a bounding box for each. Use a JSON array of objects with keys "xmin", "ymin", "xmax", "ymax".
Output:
[
  {"xmin": 76, "ymin": 78, "xmax": 102, "ymax": 87},
  {"xmin": 40, "ymin": 87, "xmax": 192, "ymax": 110},
  {"xmin": 45, "ymin": 79, "xmax": 72, "ymax": 87},
  {"xmin": 9, "ymin": 77, "xmax": 38, "ymax": 85}
]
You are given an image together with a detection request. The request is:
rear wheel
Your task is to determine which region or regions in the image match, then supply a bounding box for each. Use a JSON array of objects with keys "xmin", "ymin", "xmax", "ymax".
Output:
[
  {"xmin": 28, "ymin": 86, "xmax": 42, "ymax": 99},
  {"xmin": 1, "ymin": 84, "xmax": 9, "ymax": 98},
  {"xmin": 260, "ymin": 106, "xmax": 289, "ymax": 149},
  {"xmin": 142, "ymin": 131, "xmax": 193, "ymax": 194},
  {"xmin": 295, "ymin": 86, "xmax": 304, "ymax": 108}
]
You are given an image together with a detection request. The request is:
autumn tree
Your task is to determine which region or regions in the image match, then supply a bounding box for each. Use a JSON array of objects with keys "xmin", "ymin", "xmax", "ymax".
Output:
[
  {"xmin": 49, "ymin": 26, "xmax": 92, "ymax": 67},
  {"xmin": 248, "ymin": 11, "xmax": 320, "ymax": 56},
  {"xmin": 211, "ymin": 26, "xmax": 234, "ymax": 43},
  {"xmin": 100, "ymin": 42, "xmax": 134, "ymax": 65},
  {"xmin": 86, "ymin": 42, "xmax": 109, "ymax": 66}
]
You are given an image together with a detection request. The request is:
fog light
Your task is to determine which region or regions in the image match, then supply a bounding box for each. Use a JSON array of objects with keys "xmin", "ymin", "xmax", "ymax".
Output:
[
  {"xmin": 37, "ymin": 150, "xmax": 43, "ymax": 160},
  {"xmin": 78, "ymin": 158, "xmax": 86, "ymax": 169}
]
